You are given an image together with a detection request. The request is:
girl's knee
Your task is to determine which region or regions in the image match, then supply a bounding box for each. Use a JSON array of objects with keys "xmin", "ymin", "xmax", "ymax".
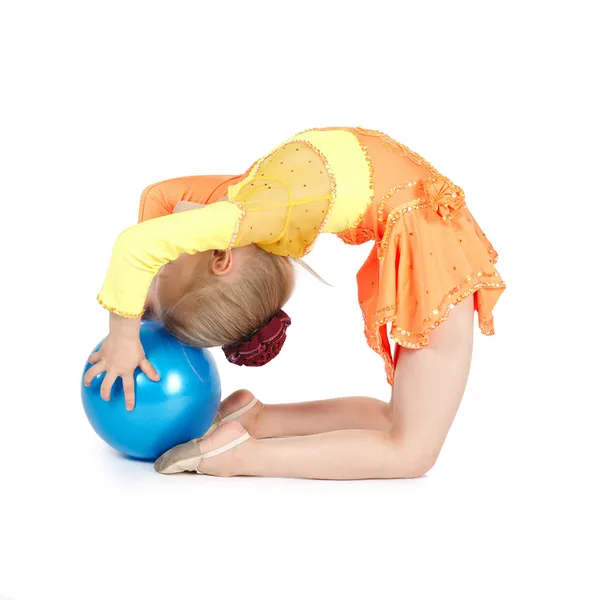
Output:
[
  {"xmin": 403, "ymin": 452, "xmax": 439, "ymax": 478},
  {"xmin": 388, "ymin": 434, "xmax": 441, "ymax": 478}
]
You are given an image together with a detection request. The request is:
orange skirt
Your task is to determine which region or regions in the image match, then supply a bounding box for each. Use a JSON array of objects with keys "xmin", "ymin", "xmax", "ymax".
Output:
[{"xmin": 338, "ymin": 128, "xmax": 506, "ymax": 385}]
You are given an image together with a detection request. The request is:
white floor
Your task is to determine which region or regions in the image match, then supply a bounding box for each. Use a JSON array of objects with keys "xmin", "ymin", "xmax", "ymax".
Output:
[{"xmin": 1, "ymin": 2, "xmax": 598, "ymax": 599}]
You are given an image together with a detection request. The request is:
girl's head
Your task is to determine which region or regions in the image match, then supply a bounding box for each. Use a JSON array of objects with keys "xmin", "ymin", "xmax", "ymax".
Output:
[{"xmin": 145, "ymin": 244, "xmax": 296, "ymax": 362}]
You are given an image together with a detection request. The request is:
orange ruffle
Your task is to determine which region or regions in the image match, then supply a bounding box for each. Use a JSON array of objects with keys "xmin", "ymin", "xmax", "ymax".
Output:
[
  {"xmin": 343, "ymin": 128, "xmax": 506, "ymax": 385},
  {"xmin": 96, "ymin": 294, "xmax": 144, "ymax": 319},
  {"xmin": 359, "ymin": 200, "xmax": 505, "ymax": 384}
]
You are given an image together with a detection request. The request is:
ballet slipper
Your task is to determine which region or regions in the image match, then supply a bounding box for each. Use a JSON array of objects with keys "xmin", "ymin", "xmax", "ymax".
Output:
[
  {"xmin": 154, "ymin": 425, "xmax": 250, "ymax": 474},
  {"xmin": 201, "ymin": 395, "xmax": 259, "ymax": 438}
]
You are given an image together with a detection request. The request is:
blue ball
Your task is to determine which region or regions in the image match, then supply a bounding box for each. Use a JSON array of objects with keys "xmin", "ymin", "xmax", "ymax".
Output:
[{"xmin": 81, "ymin": 321, "xmax": 221, "ymax": 460}]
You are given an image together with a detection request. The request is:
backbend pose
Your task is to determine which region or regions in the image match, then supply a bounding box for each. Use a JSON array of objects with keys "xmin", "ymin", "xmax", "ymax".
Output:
[{"xmin": 84, "ymin": 127, "xmax": 506, "ymax": 479}]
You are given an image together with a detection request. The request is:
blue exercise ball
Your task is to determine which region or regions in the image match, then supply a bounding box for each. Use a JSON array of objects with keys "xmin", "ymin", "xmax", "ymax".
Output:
[{"xmin": 81, "ymin": 321, "xmax": 221, "ymax": 460}]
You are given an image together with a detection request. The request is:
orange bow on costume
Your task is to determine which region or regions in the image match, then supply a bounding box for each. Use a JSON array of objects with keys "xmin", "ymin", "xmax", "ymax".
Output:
[{"xmin": 423, "ymin": 176, "xmax": 466, "ymax": 222}]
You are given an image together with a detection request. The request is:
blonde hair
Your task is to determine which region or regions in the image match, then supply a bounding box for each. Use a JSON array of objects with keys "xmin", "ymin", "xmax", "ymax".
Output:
[{"xmin": 162, "ymin": 245, "xmax": 302, "ymax": 349}]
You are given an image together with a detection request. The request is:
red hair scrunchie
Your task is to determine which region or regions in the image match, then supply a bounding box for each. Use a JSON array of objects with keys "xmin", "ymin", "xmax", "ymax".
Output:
[{"xmin": 223, "ymin": 309, "xmax": 291, "ymax": 367}]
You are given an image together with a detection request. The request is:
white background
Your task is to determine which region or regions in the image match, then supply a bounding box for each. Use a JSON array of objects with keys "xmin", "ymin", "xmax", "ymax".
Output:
[{"xmin": 0, "ymin": 1, "xmax": 598, "ymax": 599}]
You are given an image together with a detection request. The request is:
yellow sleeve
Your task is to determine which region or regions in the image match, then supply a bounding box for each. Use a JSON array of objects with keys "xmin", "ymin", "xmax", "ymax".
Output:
[
  {"xmin": 97, "ymin": 201, "xmax": 244, "ymax": 317},
  {"xmin": 98, "ymin": 129, "xmax": 372, "ymax": 318}
]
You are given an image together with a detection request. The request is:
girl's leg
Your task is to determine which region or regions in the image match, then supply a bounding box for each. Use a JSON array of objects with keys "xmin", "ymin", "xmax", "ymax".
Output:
[
  {"xmin": 199, "ymin": 296, "xmax": 475, "ymax": 479},
  {"xmin": 219, "ymin": 389, "xmax": 391, "ymax": 438}
]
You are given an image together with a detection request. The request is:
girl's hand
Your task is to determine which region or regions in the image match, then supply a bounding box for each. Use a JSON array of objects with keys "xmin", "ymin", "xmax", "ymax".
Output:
[
  {"xmin": 173, "ymin": 200, "xmax": 205, "ymax": 214},
  {"xmin": 83, "ymin": 315, "xmax": 160, "ymax": 410}
]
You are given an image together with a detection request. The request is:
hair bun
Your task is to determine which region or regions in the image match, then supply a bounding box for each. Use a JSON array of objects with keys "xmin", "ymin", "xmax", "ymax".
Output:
[{"xmin": 223, "ymin": 309, "xmax": 291, "ymax": 367}]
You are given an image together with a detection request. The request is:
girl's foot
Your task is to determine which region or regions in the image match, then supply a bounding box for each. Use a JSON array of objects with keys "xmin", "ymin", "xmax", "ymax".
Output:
[
  {"xmin": 154, "ymin": 422, "xmax": 251, "ymax": 476},
  {"xmin": 204, "ymin": 389, "xmax": 263, "ymax": 437}
]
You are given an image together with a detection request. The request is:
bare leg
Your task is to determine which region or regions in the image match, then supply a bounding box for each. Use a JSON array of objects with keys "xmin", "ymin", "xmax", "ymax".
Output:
[
  {"xmin": 198, "ymin": 296, "xmax": 475, "ymax": 480},
  {"xmin": 256, "ymin": 396, "xmax": 392, "ymax": 437},
  {"xmin": 221, "ymin": 389, "xmax": 391, "ymax": 438}
]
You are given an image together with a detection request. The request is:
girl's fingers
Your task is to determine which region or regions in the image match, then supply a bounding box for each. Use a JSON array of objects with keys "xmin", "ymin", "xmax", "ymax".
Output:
[
  {"xmin": 100, "ymin": 372, "xmax": 117, "ymax": 402},
  {"xmin": 84, "ymin": 361, "xmax": 106, "ymax": 386},
  {"xmin": 123, "ymin": 374, "xmax": 136, "ymax": 411},
  {"xmin": 140, "ymin": 358, "xmax": 160, "ymax": 382},
  {"xmin": 88, "ymin": 352, "xmax": 101, "ymax": 364}
]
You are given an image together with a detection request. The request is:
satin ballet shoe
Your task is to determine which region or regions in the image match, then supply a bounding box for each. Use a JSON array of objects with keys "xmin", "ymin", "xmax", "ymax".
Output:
[
  {"xmin": 154, "ymin": 424, "xmax": 250, "ymax": 474},
  {"xmin": 201, "ymin": 395, "xmax": 259, "ymax": 438}
]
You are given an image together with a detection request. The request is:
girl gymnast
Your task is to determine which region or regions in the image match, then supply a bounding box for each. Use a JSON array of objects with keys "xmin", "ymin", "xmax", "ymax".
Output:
[{"xmin": 84, "ymin": 127, "xmax": 505, "ymax": 479}]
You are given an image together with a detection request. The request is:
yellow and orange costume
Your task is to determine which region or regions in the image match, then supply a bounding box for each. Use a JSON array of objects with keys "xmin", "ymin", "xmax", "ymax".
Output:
[{"xmin": 98, "ymin": 127, "xmax": 505, "ymax": 384}]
